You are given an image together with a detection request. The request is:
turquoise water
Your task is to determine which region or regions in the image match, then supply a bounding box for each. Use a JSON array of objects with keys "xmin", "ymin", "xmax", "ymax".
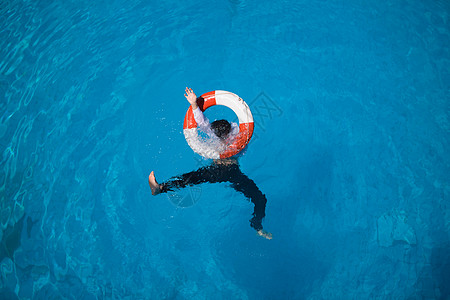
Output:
[{"xmin": 1, "ymin": 0, "xmax": 449, "ymax": 299}]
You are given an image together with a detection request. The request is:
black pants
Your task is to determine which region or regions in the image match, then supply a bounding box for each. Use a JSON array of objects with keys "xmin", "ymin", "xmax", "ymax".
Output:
[{"xmin": 160, "ymin": 163, "xmax": 267, "ymax": 231}]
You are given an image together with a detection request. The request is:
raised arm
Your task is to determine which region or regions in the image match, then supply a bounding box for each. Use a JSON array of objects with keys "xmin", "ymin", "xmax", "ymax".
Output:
[
  {"xmin": 184, "ymin": 87, "xmax": 198, "ymax": 110},
  {"xmin": 185, "ymin": 87, "xmax": 214, "ymax": 136}
]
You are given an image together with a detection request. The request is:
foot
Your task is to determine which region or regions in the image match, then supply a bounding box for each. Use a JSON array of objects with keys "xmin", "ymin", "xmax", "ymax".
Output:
[
  {"xmin": 257, "ymin": 230, "xmax": 273, "ymax": 240},
  {"xmin": 148, "ymin": 171, "xmax": 161, "ymax": 195}
]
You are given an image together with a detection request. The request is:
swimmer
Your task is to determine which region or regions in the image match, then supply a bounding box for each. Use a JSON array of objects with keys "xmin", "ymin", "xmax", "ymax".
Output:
[{"xmin": 149, "ymin": 87, "xmax": 272, "ymax": 240}]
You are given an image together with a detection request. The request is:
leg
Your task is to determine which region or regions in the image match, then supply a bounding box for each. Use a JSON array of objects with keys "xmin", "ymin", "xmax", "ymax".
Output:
[
  {"xmin": 225, "ymin": 165, "xmax": 268, "ymax": 232},
  {"xmin": 149, "ymin": 165, "xmax": 227, "ymax": 195}
]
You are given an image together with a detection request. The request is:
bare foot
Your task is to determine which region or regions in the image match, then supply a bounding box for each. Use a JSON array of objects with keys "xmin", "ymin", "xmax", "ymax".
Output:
[
  {"xmin": 257, "ymin": 230, "xmax": 273, "ymax": 240},
  {"xmin": 148, "ymin": 171, "xmax": 161, "ymax": 195}
]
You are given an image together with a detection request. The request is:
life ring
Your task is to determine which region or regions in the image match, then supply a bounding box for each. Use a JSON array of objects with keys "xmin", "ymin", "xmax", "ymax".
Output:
[{"xmin": 183, "ymin": 90, "xmax": 254, "ymax": 159}]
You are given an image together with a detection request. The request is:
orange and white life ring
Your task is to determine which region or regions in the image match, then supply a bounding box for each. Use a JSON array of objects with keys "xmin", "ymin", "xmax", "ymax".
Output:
[{"xmin": 183, "ymin": 90, "xmax": 254, "ymax": 159}]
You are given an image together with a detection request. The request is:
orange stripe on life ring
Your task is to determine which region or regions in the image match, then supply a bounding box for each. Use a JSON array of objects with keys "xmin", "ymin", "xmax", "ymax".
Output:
[{"xmin": 219, "ymin": 122, "xmax": 254, "ymax": 159}]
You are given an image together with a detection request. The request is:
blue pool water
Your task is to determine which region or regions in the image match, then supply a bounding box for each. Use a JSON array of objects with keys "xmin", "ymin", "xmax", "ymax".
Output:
[{"xmin": 1, "ymin": 0, "xmax": 449, "ymax": 299}]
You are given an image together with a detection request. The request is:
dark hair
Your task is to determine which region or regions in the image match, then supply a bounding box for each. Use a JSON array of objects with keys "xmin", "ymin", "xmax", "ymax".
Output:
[{"xmin": 211, "ymin": 119, "xmax": 231, "ymax": 140}]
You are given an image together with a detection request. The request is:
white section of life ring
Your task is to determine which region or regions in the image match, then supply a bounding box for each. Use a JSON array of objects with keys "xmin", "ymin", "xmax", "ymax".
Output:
[{"xmin": 214, "ymin": 90, "xmax": 254, "ymax": 124}]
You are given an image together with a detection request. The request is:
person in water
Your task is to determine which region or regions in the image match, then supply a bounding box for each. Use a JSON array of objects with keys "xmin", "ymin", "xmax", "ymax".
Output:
[{"xmin": 148, "ymin": 87, "xmax": 272, "ymax": 240}]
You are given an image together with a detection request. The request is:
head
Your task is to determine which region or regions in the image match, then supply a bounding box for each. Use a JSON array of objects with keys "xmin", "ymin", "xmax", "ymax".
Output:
[{"xmin": 211, "ymin": 119, "xmax": 231, "ymax": 140}]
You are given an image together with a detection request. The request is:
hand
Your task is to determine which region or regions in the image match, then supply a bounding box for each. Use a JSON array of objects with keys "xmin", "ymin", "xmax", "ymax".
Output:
[
  {"xmin": 184, "ymin": 87, "xmax": 198, "ymax": 109},
  {"xmin": 257, "ymin": 230, "xmax": 273, "ymax": 240}
]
